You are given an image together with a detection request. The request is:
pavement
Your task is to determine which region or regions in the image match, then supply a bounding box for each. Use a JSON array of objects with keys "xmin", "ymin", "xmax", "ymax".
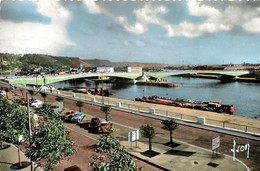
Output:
[
  {"xmin": 0, "ymin": 90, "xmax": 250, "ymax": 171},
  {"xmin": 64, "ymin": 114, "xmax": 249, "ymax": 171},
  {"xmin": 0, "ymin": 143, "xmax": 41, "ymax": 171}
]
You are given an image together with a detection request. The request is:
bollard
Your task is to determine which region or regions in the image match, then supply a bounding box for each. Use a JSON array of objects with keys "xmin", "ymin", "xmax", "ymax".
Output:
[
  {"xmin": 72, "ymin": 93, "xmax": 76, "ymax": 98},
  {"xmin": 197, "ymin": 117, "xmax": 205, "ymax": 125},
  {"xmin": 150, "ymin": 109, "xmax": 156, "ymax": 114},
  {"xmin": 57, "ymin": 90, "xmax": 60, "ymax": 94},
  {"xmin": 92, "ymin": 97, "xmax": 96, "ymax": 102},
  {"xmin": 117, "ymin": 102, "xmax": 121, "ymax": 108}
]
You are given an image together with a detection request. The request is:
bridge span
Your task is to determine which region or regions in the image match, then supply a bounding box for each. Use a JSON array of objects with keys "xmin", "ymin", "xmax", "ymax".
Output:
[{"xmin": 7, "ymin": 70, "xmax": 250, "ymax": 86}]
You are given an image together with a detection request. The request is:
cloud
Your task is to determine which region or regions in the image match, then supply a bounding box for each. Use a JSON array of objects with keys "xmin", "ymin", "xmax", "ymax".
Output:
[
  {"xmin": 82, "ymin": 0, "xmax": 101, "ymax": 14},
  {"xmin": 0, "ymin": 0, "xmax": 75, "ymax": 55},
  {"xmin": 117, "ymin": 4, "xmax": 168, "ymax": 35},
  {"xmin": 99, "ymin": 1, "xmax": 260, "ymax": 38}
]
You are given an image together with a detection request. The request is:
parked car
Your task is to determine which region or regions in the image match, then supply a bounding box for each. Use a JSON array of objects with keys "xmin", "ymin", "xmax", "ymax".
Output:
[
  {"xmin": 88, "ymin": 118, "xmax": 101, "ymax": 131},
  {"xmin": 71, "ymin": 112, "xmax": 85, "ymax": 123},
  {"xmin": 31, "ymin": 99, "xmax": 43, "ymax": 107},
  {"xmin": 64, "ymin": 165, "xmax": 81, "ymax": 171},
  {"xmin": 0, "ymin": 90, "xmax": 6, "ymax": 96},
  {"xmin": 62, "ymin": 110, "xmax": 75, "ymax": 121},
  {"xmin": 88, "ymin": 118, "xmax": 112, "ymax": 133},
  {"xmin": 51, "ymin": 102, "xmax": 64, "ymax": 114}
]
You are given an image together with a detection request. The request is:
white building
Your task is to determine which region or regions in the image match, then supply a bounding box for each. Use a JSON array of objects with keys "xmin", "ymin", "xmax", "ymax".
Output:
[{"xmin": 96, "ymin": 67, "xmax": 114, "ymax": 73}]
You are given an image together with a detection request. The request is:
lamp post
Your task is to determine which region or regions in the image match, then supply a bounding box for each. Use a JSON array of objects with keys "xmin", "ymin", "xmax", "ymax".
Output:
[{"xmin": 101, "ymin": 72, "xmax": 104, "ymax": 105}]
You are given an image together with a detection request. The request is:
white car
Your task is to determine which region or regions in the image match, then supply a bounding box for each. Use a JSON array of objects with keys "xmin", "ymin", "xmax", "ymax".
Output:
[
  {"xmin": 0, "ymin": 90, "xmax": 6, "ymax": 96},
  {"xmin": 31, "ymin": 100, "xmax": 43, "ymax": 107}
]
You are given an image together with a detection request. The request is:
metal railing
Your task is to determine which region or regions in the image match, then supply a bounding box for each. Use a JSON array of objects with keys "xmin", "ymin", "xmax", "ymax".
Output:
[{"xmin": 13, "ymin": 85, "xmax": 260, "ymax": 136}]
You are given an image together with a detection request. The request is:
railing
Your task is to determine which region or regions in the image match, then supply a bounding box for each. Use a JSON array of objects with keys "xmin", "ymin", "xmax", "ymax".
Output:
[{"xmin": 14, "ymin": 85, "xmax": 260, "ymax": 136}]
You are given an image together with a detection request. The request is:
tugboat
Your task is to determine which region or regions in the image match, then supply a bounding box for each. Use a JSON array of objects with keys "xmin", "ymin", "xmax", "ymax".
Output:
[{"xmin": 135, "ymin": 96, "xmax": 235, "ymax": 114}]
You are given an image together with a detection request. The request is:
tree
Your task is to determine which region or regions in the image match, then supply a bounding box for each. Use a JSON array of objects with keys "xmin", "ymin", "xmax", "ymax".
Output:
[
  {"xmin": 140, "ymin": 125, "xmax": 155, "ymax": 153},
  {"xmin": 75, "ymin": 101, "xmax": 84, "ymax": 112},
  {"xmin": 101, "ymin": 105, "xmax": 111, "ymax": 121},
  {"xmin": 91, "ymin": 129, "xmax": 138, "ymax": 171},
  {"xmin": 20, "ymin": 89, "xmax": 24, "ymax": 98},
  {"xmin": 26, "ymin": 125, "xmax": 74, "ymax": 170},
  {"xmin": 26, "ymin": 104, "xmax": 74, "ymax": 170},
  {"xmin": 161, "ymin": 119, "xmax": 178, "ymax": 146},
  {"xmin": 56, "ymin": 96, "xmax": 64, "ymax": 102},
  {"xmin": 28, "ymin": 90, "xmax": 35, "ymax": 99},
  {"xmin": 0, "ymin": 100, "xmax": 29, "ymax": 167},
  {"xmin": 4, "ymin": 87, "xmax": 10, "ymax": 99},
  {"xmin": 40, "ymin": 92, "xmax": 47, "ymax": 103}
]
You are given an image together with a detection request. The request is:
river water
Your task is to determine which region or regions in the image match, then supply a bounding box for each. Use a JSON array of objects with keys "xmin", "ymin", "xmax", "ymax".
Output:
[{"xmin": 52, "ymin": 76, "xmax": 260, "ymax": 118}]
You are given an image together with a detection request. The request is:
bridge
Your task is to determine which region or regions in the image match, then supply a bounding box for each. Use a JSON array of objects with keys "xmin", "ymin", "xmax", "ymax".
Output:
[{"xmin": 7, "ymin": 70, "xmax": 250, "ymax": 86}]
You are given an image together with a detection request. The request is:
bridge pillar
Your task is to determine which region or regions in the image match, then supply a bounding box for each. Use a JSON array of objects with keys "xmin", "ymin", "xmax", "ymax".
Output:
[
  {"xmin": 150, "ymin": 109, "xmax": 156, "ymax": 114},
  {"xmin": 117, "ymin": 102, "xmax": 121, "ymax": 107},
  {"xmin": 92, "ymin": 98, "xmax": 96, "ymax": 102},
  {"xmin": 197, "ymin": 117, "xmax": 205, "ymax": 125}
]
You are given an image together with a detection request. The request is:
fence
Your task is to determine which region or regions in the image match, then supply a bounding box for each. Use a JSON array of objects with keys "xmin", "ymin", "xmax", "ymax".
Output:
[{"xmin": 14, "ymin": 85, "xmax": 260, "ymax": 136}]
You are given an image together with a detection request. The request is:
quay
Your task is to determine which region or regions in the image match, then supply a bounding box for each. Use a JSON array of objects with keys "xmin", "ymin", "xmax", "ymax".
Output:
[{"xmin": 1, "ymin": 82, "xmax": 260, "ymax": 170}]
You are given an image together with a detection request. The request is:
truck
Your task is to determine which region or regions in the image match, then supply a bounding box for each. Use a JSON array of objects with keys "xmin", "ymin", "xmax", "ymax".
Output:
[{"xmin": 51, "ymin": 102, "xmax": 64, "ymax": 114}]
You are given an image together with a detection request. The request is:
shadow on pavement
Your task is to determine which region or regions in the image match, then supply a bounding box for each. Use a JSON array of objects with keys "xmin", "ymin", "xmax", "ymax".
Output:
[
  {"xmin": 0, "ymin": 145, "xmax": 11, "ymax": 150},
  {"xmin": 164, "ymin": 150, "xmax": 196, "ymax": 157},
  {"xmin": 10, "ymin": 161, "xmax": 30, "ymax": 170}
]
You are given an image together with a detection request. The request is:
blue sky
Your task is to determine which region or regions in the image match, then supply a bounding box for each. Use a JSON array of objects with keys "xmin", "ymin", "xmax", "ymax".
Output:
[{"xmin": 0, "ymin": 0, "xmax": 260, "ymax": 65}]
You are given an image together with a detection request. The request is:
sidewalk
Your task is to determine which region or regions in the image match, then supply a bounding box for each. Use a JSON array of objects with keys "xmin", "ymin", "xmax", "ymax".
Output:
[
  {"xmin": 65, "ymin": 114, "xmax": 249, "ymax": 171},
  {"xmin": 0, "ymin": 143, "xmax": 41, "ymax": 171},
  {"xmin": 121, "ymin": 138, "xmax": 247, "ymax": 171}
]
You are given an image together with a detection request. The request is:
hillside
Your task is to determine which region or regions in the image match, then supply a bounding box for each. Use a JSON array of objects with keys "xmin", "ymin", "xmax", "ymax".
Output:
[{"xmin": 0, "ymin": 53, "xmax": 165, "ymax": 72}]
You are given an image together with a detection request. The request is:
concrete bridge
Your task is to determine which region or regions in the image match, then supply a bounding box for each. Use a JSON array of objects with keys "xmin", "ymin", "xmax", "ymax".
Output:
[{"xmin": 7, "ymin": 70, "xmax": 250, "ymax": 86}]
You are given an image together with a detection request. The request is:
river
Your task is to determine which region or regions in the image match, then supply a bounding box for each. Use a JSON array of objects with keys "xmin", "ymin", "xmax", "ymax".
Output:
[{"xmin": 51, "ymin": 76, "xmax": 260, "ymax": 118}]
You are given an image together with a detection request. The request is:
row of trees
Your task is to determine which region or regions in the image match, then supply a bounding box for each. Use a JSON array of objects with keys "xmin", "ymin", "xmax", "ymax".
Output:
[
  {"xmin": 140, "ymin": 119, "xmax": 178, "ymax": 154},
  {"xmin": 0, "ymin": 93, "xmax": 74, "ymax": 170}
]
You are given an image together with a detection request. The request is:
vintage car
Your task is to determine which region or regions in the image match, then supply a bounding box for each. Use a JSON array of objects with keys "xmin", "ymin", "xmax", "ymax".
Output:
[{"xmin": 71, "ymin": 112, "xmax": 84, "ymax": 123}]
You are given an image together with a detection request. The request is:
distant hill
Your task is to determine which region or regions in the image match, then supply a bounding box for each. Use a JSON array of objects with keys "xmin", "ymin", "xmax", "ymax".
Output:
[{"xmin": 0, "ymin": 53, "xmax": 165, "ymax": 72}]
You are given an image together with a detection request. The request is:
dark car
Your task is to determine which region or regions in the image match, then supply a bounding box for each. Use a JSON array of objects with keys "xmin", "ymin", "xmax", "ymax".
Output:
[
  {"xmin": 64, "ymin": 165, "xmax": 81, "ymax": 171},
  {"xmin": 88, "ymin": 118, "xmax": 101, "ymax": 131}
]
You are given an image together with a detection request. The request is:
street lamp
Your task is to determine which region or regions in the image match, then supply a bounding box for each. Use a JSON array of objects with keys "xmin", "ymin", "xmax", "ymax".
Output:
[{"xmin": 101, "ymin": 72, "xmax": 104, "ymax": 105}]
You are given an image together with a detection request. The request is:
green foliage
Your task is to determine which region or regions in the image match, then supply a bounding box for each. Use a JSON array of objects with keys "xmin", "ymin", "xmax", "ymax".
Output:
[
  {"xmin": 0, "ymin": 53, "xmax": 74, "ymax": 72},
  {"xmin": 75, "ymin": 101, "xmax": 84, "ymax": 112},
  {"xmin": 92, "ymin": 148, "xmax": 137, "ymax": 171},
  {"xmin": 92, "ymin": 130, "xmax": 138, "ymax": 171},
  {"xmin": 97, "ymin": 130, "xmax": 120, "ymax": 154},
  {"xmin": 26, "ymin": 124, "xmax": 74, "ymax": 170},
  {"xmin": 27, "ymin": 104, "xmax": 74, "ymax": 170},
  {"xmin": 140, "ymin": 125, "xmax": 155, "ymax": 139},
  {"xmin": 140, "ymin": 125, "xmax": 155, "ymax": 152},
  {"xmin": 161, "ymin": 119, "xmax": 178, "ymax": 131},
  {"xmin": 0, "ymin": 99, "xmax": 29, "ymax": 143},
  {"xmin": 56, "ymin": 96, "xmax": 64, "ymax": 102},
  {"xmin": 101, "ymin": 105, "xmax": 111, "ymax": 121},
  {"xmin": 28, "ymin": 90, "xmax": 35, "ymax": 98},
  {"xmin": 40, "ymin": 92, "xmax": 47, "ymax": 103},
  {"xmin": 161, "ymin": 119, "xmax": 178, "ymax": 144},
  {"xmin": 37, "ymin": 104, "xmax": 63, "ymax": 125}
]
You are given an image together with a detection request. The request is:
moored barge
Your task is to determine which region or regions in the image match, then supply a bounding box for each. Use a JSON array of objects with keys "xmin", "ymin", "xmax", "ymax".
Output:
[{"xmin": 135, "ymin": 96, "xmax": 235, "ymax": 114}]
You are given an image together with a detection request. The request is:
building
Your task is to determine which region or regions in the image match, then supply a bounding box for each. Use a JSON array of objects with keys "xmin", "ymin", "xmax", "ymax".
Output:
[
  {"xmin": 125, "ymin": 66, "xmax": 142, "ymax": 73},
  {"xmin": 96, "ymin": 67, "xmax": 114, "ymax": 73}
]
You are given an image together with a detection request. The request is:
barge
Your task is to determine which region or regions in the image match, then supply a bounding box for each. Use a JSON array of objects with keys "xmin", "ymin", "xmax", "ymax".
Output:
[
  {"xmin": 58, "ymin": 87, "xmax": 110, "ymax": 96},
  {"xmin": 135, "ymin": 96, "xmax": 235, "ymax": 114}
]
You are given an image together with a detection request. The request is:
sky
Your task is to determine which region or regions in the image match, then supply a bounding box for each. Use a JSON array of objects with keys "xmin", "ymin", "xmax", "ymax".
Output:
[{"xmin": 0, "ymin": 0, "xmax": 260, "ymax": 65}]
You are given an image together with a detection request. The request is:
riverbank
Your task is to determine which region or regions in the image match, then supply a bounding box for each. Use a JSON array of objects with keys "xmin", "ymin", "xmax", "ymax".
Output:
[{"xmin": 78, "ymin": 92, "xmax": 260, "ymax": 130}]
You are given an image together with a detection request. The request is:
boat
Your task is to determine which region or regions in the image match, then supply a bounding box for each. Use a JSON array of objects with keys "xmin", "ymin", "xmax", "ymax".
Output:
[
  {"xmin": 58, "ymin": 87, "xmax": 110, "ymax": 97},
  {"xmin": 135, "ymin": 96, "xmax": 235, "ymax": 114}
]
